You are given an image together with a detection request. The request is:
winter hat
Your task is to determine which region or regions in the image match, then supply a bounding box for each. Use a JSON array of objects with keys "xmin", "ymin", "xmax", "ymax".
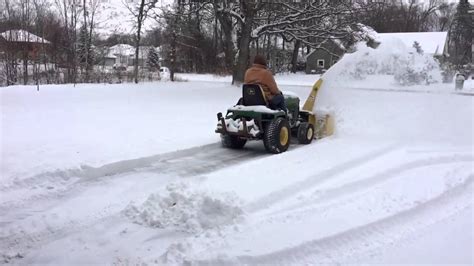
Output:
[{"xmin": 253, "ymin": 55, "xmax": 267, "ymax": 67}]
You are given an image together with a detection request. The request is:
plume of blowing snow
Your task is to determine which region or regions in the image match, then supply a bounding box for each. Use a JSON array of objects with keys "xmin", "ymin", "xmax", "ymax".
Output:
[{"xmin": 314, "ymin": 37, "xmax": 471, "ymax": 145}]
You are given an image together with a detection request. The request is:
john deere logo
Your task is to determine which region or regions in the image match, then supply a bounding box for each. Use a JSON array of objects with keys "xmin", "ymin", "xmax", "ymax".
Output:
[{"xmin": 249, "ymin": 88, "xmax": 255, "ymax": 95}]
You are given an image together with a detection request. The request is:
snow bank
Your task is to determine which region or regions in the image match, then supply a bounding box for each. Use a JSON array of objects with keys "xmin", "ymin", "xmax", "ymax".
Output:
[{"xmin": 123, "ymin": 182, "xmax": 244, "ymax": 233}]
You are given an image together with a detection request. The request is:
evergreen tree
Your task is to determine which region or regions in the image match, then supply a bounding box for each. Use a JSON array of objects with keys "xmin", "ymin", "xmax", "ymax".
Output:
[
  {"xmin": 147, "ymin": 47, "xmax": 160, "ymax": 71},
  {"xmin": 449, "ymin": 0, "xmax": 472, "ymax": 66},
  {"xmin": 77, "ymin": 25, "xmax": 94, "ymax": 80},
  {"xmin": 413, "ymin": 41, "xmax": 424, "ymax": 55}
]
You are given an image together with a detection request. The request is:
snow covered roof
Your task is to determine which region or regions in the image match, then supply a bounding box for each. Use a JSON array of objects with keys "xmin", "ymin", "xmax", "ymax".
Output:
[
  {"xmin": 332, "ymin": 39, "xmax": 346, "ymax": 51},
  {"xmin": 304, "ymin": 39, "xmax": 345, "ymax": 60},
  {"xmin": 0, "ymin": 29, "xmax": 50, "ymax": 44},
  {"xmin": 106, "ymin": 44, "xmax": 157, "ymax": 59},
  {"xmin": 376, "ymin": 32, "xmax": 447, "ymax": 56},
  {"xmin": 108, "ymin": 44, "xmax": 135, "ymax": 57}
]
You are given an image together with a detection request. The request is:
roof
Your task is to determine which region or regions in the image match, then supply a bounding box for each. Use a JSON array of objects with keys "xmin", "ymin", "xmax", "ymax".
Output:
[
  {"xmin": 106, "ymin": 44, "xmax": 157, "ymax": 59},
  {"xmin": 0, "ymin": 29, "xmax": 50, "ymax": 44},
  {"xmin": 304, "ymin": 39, "xmax": 345, "ymax": 60},
  {"xmin": 108, "ymin": 44, "xmax": 135, "ymax": 57},
  {"xmin": 376, "ymin": 32, "xmax": 447, "ymax": 55}
]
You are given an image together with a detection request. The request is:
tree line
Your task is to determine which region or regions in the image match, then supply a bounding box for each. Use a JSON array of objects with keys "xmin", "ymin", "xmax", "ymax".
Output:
[{"xmin": 0, "ymin": 0, "xmax": 471, "ymax": 86}]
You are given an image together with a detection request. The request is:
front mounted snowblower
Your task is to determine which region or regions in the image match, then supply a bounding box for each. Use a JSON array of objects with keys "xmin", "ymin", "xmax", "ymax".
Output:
[{"xmin": 215, "ymin": 79, "xmax": 334, "ymax": 154}]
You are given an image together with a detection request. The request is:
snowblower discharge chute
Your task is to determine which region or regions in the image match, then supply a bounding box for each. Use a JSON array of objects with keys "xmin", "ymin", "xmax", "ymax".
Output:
[{"xmin": 215, "ymin": 78, "xmax": 334, "ymax": 154}]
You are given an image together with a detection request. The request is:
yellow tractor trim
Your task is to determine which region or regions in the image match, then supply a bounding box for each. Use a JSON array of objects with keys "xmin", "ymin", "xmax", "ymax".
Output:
[
  {"xmin": 302, "ymin": 78, "xmax": 335, "ymax": 138},
  {"xmin": 302, "ymin": 78, "xmax": 323, "ymax": 112}
]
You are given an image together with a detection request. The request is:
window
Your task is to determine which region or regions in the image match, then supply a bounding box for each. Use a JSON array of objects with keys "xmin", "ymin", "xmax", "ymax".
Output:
[{"xmin": 317, "ymin": 59, "xmax": 325, "ymax": 68}]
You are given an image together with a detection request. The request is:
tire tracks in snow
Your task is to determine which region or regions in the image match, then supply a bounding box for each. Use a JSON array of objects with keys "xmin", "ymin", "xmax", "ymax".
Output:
[
  {"xmin": 272, "ymin": 154, "xmax": 474, "ymax": 216},
  {"xmin": 245, "ymin": 144, "xmax": 399, "ymax": 212},
  {"xmin": 198, "ymin": 175, "xmax": 473, "ymax": 265},
  {"xmin": 0, "ymin": 213, "xmax": 124, "ymax": 264}
]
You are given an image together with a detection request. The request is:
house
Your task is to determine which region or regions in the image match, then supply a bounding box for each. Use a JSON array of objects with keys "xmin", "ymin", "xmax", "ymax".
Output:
[
  {"xmin": 0, "ymin": 29, "xmax": 51, "ymax": 85},
  {"xmin": 103, "ymin": 44, "xmax": 158, "ymax": 69},
  {"xmin": 0, "ymin": 29, "xmax": 50, "ymax": 44},
  {"xmin": 0, "ymin": 29, "xmax": 50, "ymax": 57},
  {"xmin": 105, "ymin": 44, "xmax": 135, "ymax": 67},
  {"xmin": 305, "ymin": 39, "xmax": 345, "ymax": 74}
]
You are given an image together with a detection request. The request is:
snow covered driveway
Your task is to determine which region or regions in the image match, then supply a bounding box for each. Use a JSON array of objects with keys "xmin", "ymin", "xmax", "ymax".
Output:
[{"xmin": 1, "ymin": 77, "xmax": 473, "ymax": 264}]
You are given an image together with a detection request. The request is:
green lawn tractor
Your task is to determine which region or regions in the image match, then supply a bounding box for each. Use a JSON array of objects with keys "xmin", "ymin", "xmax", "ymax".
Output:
[{"xmin": 215, "ymin": 79, "xmax": 333, "ymax": 154}]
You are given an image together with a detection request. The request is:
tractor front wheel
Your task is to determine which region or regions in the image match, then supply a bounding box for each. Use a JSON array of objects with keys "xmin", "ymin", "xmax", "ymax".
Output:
[
  {"xmin": 297, "ymin": 122, "xmax": 314, "ymax": 144},
  {"xmin": 263, "ymin": 117, "xmax": 290, "ymax": 154},
  {"xmin": 221, "ymin": 134, "xmax": 247, "ymax": 149}
]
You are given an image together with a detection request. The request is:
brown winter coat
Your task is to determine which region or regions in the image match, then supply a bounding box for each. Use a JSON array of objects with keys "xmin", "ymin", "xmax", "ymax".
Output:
[{"xmin": 244, "ymin": 64, "xmax": 280, "ymax": 101}]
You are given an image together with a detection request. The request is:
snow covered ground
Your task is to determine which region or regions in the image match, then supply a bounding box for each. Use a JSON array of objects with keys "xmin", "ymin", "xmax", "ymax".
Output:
[{"xmin": 1, "ymin": 74, "xmax": 473, "ymax": 265}]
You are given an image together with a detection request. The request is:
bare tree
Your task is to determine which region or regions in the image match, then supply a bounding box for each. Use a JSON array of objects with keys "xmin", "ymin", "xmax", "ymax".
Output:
[
  {"xmin": 436, "ymin": 2, "xmax": 457, "ymax": 31},
  {"xmin": 1, "ymin": 0, "xmax": 17, "ymax": 86},
  {"xmin": 19, "ymin": 0, "xmax": 33, "ymax": 85},
  {"xmin": 78, "ymin": 0, "xmax": 100, "ymax": 82},
  {"xmin": 215, "ymin": 0, "xmax": 368, "ymax": 83},
  {"xmin": 55, "ymin": 0, "xmax": 79, "ymax": 83},
  {"xmin": 213, "ymin": 0, "xmax": 237, "ymax": 74},
  {"xmin": 359, "ymin": 0, "xmax": 445, "ymax": 32},
  {"xmin": 125, "ymin": 0, "xmax": 158, "ymax": 84}
]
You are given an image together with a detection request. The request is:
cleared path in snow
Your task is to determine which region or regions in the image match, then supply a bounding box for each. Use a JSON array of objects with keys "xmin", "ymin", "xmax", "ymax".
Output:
[{"xmin": 0, "ymin": 142, "xmax": 267, "ymax": 209}]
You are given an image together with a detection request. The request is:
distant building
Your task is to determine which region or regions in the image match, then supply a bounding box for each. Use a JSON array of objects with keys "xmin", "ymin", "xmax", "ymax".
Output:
[
  {"xmin": 0, "ymin": 29, "xmax": 51, "ymax": 85},
  {"xmin": 305, "ymin": 39, "xmax": 345, "ymax": 74},
  {"xmin": 0, "ymin": 29, "xmax": 50, "ymax": 57},
  {"xmin": 103, "ymin": 44, "xmax": 158, "ymax": 69},
  {"xmin": 0, "ymin": 29, "xmax": 50, "ymax": 44},
  {"xmin": 105, "ymin": 44, "xmax": 134, "ymax": 67}
]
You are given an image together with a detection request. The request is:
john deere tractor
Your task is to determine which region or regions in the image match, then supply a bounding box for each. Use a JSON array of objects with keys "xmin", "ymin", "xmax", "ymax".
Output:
[{"xmin": 215, "ymin": 79, "xmax": 332, "ymax": 154}]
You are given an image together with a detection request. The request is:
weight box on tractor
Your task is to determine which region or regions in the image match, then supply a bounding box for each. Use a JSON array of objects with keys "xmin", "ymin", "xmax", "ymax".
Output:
[{"xmin": 215, "ymin": 79, "xmax": 333, "ymax": 154}]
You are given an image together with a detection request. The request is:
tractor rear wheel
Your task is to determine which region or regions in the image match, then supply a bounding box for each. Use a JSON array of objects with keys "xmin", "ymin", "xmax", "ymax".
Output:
[
  {"xmin": 221, "ymin": 134, "xmax": 247, "ymax": 149},
  {"xmin": 263, "ymin": 117, "xmax": 290, "ymax": 154},
  {"xmin": 297, "ymin": 122, "xmax": 314, "ymax": 144}
]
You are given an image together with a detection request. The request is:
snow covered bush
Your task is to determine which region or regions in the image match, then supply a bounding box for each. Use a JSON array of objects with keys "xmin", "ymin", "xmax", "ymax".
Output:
[{"xmin": 394, "ymin": 55, "xmax": 441, "ymax": 86}]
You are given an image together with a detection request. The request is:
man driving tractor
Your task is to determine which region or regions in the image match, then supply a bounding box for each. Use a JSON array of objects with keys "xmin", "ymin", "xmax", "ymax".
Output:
[{"xmin": 244, "ymin": 55, "xmax": 287, "ymax": 112}]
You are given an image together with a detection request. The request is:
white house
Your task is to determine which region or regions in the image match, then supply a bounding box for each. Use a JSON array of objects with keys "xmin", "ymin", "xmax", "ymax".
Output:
[
  {"xmin": 105, "ymin": 44, "xmax": 134, "ymax": 67},
  {"xmin": 104, "ymin": 44, "xmax": 158, "ymax": 68}
]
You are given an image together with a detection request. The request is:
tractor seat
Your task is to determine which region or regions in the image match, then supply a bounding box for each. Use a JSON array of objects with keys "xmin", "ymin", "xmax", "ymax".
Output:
[{"xmin": 242, "ymin": 84, "xmax": 268, "ymax": 106}]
